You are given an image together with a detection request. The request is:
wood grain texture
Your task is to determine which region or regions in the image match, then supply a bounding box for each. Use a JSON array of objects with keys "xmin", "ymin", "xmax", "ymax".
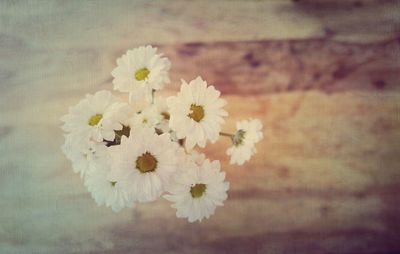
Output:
[
  {"xmin": 160, "ymin": 39, "xmax": 400, "ymax": 95},
  {"xmin": 1, "ymin": 1, "xmax": 400, "ymax": 254}
]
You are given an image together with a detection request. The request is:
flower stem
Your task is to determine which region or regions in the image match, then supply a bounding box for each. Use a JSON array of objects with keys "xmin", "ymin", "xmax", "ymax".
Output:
[
  {"xmin": 219, "ymin": 132, "xmax": 234, "ymax": 138},
  {"xmin": 151, "ymin": 89, "xmax": 156, "ymax": 104}
]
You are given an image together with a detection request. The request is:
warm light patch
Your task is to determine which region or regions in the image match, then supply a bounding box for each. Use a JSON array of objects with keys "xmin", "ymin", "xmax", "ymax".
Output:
[{"xmin": 136, "ymin": 152, "xmax": 157, "ymax": 173}]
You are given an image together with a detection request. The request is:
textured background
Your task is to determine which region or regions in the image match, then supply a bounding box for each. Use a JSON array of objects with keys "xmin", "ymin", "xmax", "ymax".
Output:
[{"xmin": 1, "ymin": 0, "xmax": 400, "ymax": 253}]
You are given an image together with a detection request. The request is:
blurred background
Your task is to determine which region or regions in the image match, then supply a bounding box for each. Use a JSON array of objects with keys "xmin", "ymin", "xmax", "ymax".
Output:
[{"xmin": 1, "ymin": 0, "xmax": 400, "ymax": 253}]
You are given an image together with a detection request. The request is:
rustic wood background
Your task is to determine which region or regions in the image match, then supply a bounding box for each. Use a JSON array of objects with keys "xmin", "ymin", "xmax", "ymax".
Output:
[{"xmin": 1, "ymin": 0, "xmax": 400, "ymax": 253}]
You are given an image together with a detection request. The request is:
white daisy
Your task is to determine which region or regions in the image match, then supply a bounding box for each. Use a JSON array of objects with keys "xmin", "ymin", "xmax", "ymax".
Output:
[
  {"xmin": 129, "ymin": 105, "xmax": 162, "ymax": 130},
  {"xmin": 61, "ymin": 90, "xmax": 131, "ymax": 142},
  {"xmin": 172, "ymin": 147, "xmax": 200, "ymax": 172},
  {"xmin": 186, "ymin": 150, "xmax": 206, "ymax": 166},
  {"xmin": 61, "ymin": 134, "xmax": 108, "ymax": 178},
  {"xmin": 84, "ymin": 161, "xmax": 135, "ymax": 212},
  {"xmin": 111, "ymin": 45, "xmax": 171, "ymax": 102},
  {"xmin": 153, "ymin": 96, "xmax": 171, "ymax": 134},
  {"xmin": 164, "ymin": 159, "xmax": 229, "ymax": 222},
  {"xmin": 167, "ymin": 76, "xmax": 228, "ymax": 149},
  {"xmin": 108, "ymin": 126, "xmax": 178, "ymax": 203},
  {"xmin": 226, "ymin": 119, "xmax": 263, "ymax": 165}
]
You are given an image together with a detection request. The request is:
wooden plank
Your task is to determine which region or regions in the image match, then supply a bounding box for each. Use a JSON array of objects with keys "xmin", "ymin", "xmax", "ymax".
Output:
[
  {"xmin": 1, "ymin": 42, "xmax": 400, "ymax": 254},
  {"xmin": 159, "ymin": 39, "xmax": 400, "ymax": 95},
  {"xmin": 0, "ymin": 1, "xmax": 400, "ymax": 252}
]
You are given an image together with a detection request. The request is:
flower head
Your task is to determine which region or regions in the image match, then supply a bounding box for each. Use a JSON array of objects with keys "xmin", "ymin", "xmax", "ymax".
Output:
[
  {"xmin": 153, "ymin": 96, "xmax": 171, "ymax": 134},
  {"xmin": 111, "ymin": 46, "xmax": 171, "ymax": 102},
  {"xmin": 130, "ymin": 105, "xmax": 162, "ymax": 130},
  {"xmin": 84, "ymin": 161, "xmax": 135, "ymax": 212},
  {"xmin": 61, "ymin": 90, "xmax": 130, "ymax": 142},
  {"xmin": 164, "ymin": 159, "xmax": 229, "ymax": 222},
  {"xmin": 186, "ymin": 150, "xmax": 206, "ymax": 166},
  {"xmin": 109, "ymin": 127, "xmax": 179, "ymax": 202},
  {"xmin": 226, "ymin": 119, "xmax": 263, "ymax": 165},
  {"xmin": 61, "ymin": 134, "xmax": 109, "ymax": 178},
  {"xmin": 167, "ymin": 77, "xmax": 228, "ymax": 149}
]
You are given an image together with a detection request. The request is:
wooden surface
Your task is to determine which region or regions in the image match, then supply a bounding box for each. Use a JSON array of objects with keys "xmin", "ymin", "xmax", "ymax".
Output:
[{"xmin": 1, "ymin": 1, "xmax": 400, "ymax": 253}]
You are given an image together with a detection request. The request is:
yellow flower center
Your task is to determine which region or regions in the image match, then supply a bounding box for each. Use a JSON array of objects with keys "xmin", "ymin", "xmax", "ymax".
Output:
[
  {"xmin": 110, "ymin": 181, "xmax": 117, "ymax": 187},
  {"xmin": 135, "ymin": 67, "xmax": 150, "ymax": 81},
  {"xmin": 233, "ymin": 129, "xmax": 246, "ymax": 146},
  {"xmin": 161, "ymin": 111, "xmax": 170, "ymax": 120},
  {"xmin": 88, "ymin": 114, "xmax": 103, "ymax": 126},
  {"xmin": 136, "ymin": 152, "xmax": 157, "ymax": 173},
  {"xmin": 190, "ymin": 183, "xmax": 207, "ymax": 198},
  {"xmin": 188, "ymin": 104, "xmax": 204, "ymax": 122}
]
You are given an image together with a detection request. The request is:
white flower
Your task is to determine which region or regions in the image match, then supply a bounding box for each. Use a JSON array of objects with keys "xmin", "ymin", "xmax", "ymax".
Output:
[
  {"xmin": 61, "ymin": 90, "xmax": 131, "ymax": 142},
  {"xmin": 130, "ymin": 105, "xmax": 162, "ymax": 129},
  {"xmin": 164, "ymin": 159, "xmax": 229, "ymax": 222},
  {"xmin": 84, "ymin": 161, "xmax": 135, "ymax": 212},
  {"xmin": 167, "ymin": 76, "xmax": 228, "ymax": 149},
  {"xmin": 111, "ymin": 45, "xmax": 171, "ymax": 102},
  {"xmin": 226, "ymin": 119, "xmax": 263, "ymax": 165},
  {"xmin": 187, "ymin": 150, "xmax": 206, "ymax": 166},
  {"xmin": 61, "ymin": 134, "xmax": 108, "ymax": 178},
  {"xmin": 108, "ymin": 127, "xmax": 178, "ymax": 203},
  {"xmin": 153, "ymin": 96, "xmax": 171, "ymax": 134},
  {"xmin": 153, "ymin": 96, "xmax": 169, "ymax": 116},
  {"xmin": 172, "ymin": 149, "xmax": 204, "ymax": 173}
]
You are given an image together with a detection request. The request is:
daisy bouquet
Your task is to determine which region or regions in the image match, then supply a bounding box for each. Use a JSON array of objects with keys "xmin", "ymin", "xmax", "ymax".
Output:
[{"xmin": 61, "ymin": 46, "xmax": 263, "ymax": 222}]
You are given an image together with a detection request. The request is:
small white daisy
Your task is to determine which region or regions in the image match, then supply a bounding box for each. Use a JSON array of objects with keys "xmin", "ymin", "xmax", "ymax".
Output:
[
  {"xmin": 153, "ymin": 96, "xmax": 169, "ymax": 117},
  {"xmin": 111, "ymin": 45, "xmax": 171, "ymax": 102},
  {"xmin": 167, "ymin": 76, "xmax": 228, "ymax": 149},
  {"xmin": 226, "ymin": 119, "xmax": 263, "ymax": 165},
  {"xmin": 174, "ymin": 150, "xmax": 206, "ymax": 173},
  {"xmin": 61, "ymin": 134, "xmax": 108, "ymax": 178},
  {"xmin": 108, "ymin": 126, "xmax": 178, "ymax": 203},
  {"xmin": 130, "ymin": 105, "xmax": 162, "ymax": 130},
  {"xmin": 186, "ymin": 150, "xmax": 206, "ymax": 166},
  {"xmin": 61, "ymin": 90, "xmax": 131, "ymax": 142},
  {"xmin": 164, "ymin": 159, "xmax": 229, "ymax": 222},
  {"xmin": 84, "ymin": 161, "xmax": 135, "ymax": 212},
  {"xmin": 153, "ymin": 96, "xmax": 171, "ymax": 134}
]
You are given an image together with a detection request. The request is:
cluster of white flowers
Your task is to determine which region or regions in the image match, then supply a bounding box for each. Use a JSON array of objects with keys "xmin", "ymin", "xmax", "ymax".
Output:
[{"xmin": 61, "ymin": 45, "xmax": 263, "ymax": 222}]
